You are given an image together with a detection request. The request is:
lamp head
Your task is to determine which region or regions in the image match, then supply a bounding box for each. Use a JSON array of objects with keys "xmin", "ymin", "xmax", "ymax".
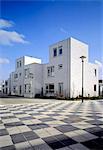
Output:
[{"xmin": 80, "ymin": 56, "xmax": 86, "ymax": 60}]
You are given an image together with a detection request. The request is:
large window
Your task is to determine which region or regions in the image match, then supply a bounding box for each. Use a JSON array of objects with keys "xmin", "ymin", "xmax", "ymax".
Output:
[
  {"xmin": 53, "ymin": 48, "xmax": 57, "ymax": 57},
  {"xmin": 47, "ymin": 66, "xmax": 54, "ymax": 77},
  {"xmin": 45, "ymin": 84, "xmax": 54, "ymax": 93}
]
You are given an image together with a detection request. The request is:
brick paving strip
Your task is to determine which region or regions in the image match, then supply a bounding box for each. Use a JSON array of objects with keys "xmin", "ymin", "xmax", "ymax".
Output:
[{"xmin": 0, "ymin": 99, "xmax": 103, "ymax": 150}]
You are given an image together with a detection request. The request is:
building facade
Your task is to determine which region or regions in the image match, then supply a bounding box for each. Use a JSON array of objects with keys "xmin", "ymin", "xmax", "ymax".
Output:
[{"xmin": 2, "ymin": 37, "xmax": 99, "ymax": 98}]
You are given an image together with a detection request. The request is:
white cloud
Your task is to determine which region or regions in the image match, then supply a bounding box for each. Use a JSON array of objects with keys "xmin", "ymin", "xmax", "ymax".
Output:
[
  {"xmin": 0, "ymin": 58, "xmax": 10, "ymax": 64},
  {"xmin": 0, "ymin": 30, "xmax": 29, "ymax": 45},
  {"xmin": 95, "ymin": 60, "xmax": 102, "ymax": 67},
  {"xmin": 60, "ymin": 27, "xmax": 68, "ymax": 34},
  {"xmin": 0, "ymin": 19, "xmax": 13, "ymax": 29},
  {"xmin": 0, "ymin": 19, "xmax": 29, "ymax": 45}
]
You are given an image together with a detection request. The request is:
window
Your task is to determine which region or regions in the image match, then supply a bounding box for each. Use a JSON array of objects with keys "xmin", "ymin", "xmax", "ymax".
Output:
[
  {"xmin": 24, "ymin": 85, "xmax": 26, "ymax": 93},
  {"xmin": 99, "ymin": 80, "xmax": 102, "ymax": 83},
  {"xmin": 17, "ymin": 62, "xmax": 19, "ymax": 68},
  {"xmin": 24, "ymin": 84, "xmax": 31, "ymax": 93},
  {"xmin": 45, "ymin": 84, "xmax": 54, "ymax": 93},
  {"xmin": 95, "ymin": 69, "xmax": 96, "ymax": 76},
  {"xmin": 19, "ymin": 61, "xmax": 22, "ymax": 67},
  {"xmin": 59, "ymin": 46, "xmax": 62, "ymax": 55},
  {"xmin": 25, "ymin": 69, "xmax": 29, "ymax": 78},
  {"xmin": 29, "ymin": 73, "xmax": 33, "ymax": 79},
  {"xmin": 19, "ymin": 73, "xmax": 21, "ymax": 76},
  {"xmin": 58, "ymin": 83, "xmax": 63, "ymax": 94},
  {"xmin": 47, "ymin": 66, "xmax": 54, "ymax": 77},
  {"xmin": 19, "ymin": 85, "xmax": 22, "ymax": 94},
  {"xmin": 14, "ymin": 73, "xmax": 18, "ymax": 79},
  {"xmin": 94, "ymin": 84, "xmax": 96, "ymax": 91},
  {"xmin": 46, "ymin": 85, "xmax": 49, "ymax": 93},
  {"xmin": 17, "ymin": 61, "xmax": 22, "ymax": 68},
  {"xmin": 58, "ymin": 64, "xmax": 63, "ymax": 69},
  {"xmin": 5, "ymin": 81, "xmax": 8, "ymax": 86},
  {"xmin": 13, "ymin": 86, "xmax": 16, "ymax": 93},
  {"xmin": 28, "ymin": 84, "xmax": 31, "ymax": 93},
  {"xmin": 53, "ymin": 48, "xmax": 57, "ymax": 57}
]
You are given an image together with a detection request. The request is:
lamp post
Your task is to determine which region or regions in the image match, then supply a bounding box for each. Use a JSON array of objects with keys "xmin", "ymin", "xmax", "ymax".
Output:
[{"xmin": 80, "ymin": 56, "xmax": 86, "ymax": 103}]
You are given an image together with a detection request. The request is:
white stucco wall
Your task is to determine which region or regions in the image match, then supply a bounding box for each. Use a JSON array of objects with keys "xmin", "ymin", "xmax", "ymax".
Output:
[
  {"xmin": 85, "ymin": 63, "xmax": 98, "ymax": 97},
  {"xmin": 70, "ymin": 37, "xmax": 98, "ymax": 97},
  {"xmin": 24, "ymin": 56, "xmax": 41, "ymax": 65},
  {"xmin": 24, "ymin": 63, "xmax": 43, "ymax": 98},
  {"xmin": 70, "ymin": 37, "xmax": 88, "ymax": 97}
]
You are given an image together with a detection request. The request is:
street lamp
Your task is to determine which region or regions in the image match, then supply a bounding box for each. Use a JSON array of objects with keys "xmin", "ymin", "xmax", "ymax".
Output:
[{"xmin": 80, "ymin": 56, "xmax": 86, "ymax": 103}]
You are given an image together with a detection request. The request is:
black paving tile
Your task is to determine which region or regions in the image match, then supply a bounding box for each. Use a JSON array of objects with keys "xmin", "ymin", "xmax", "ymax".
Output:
[
  {"xmin": 33, "ymin": 143, "xmax": 52, "ymax": 150},
  {"xmin": 40, "ymin": 117, "xmax": 56, "ymax": 122},
  {"xmin": 28, "ymin": 123, "xmax": 49, "ymax": 130},
  {"xmin": 55, "ymin": 125, "xmax": 78, "ymax": 133},
  {"xmin": 20, "ymin": 116, "xmax": 33, "ymax": 121},
  {"xmin": 23, "ymin": 131, "xmax": 39, "ymax": 140},
  {"xmin": 55, "ymin": 134, "xmax": 77, "ymax": 146},
  {"xmin": 0, "ymin": 129, "xmax": 8, "ymax": 136},
  {"xmin": 11, "ymin": 133, "xmax": 26, "ymax": 144},
  {"xmin": 82, "ymin": 138, "xmax": 103, "ymax": 150},
  {"xmin": 0, "ymin": 145, "xmax": 16, "ymax": 150},
  {"xmin": 47, "ymin": 141, "xmax": 65, "ymax": 149},
  {"xmin": 84, "ymin": 127, "xmax": 103, "ymax": 133},
  {"xmin": 4, "ymin": 122, "xmax": 24, "ymax": 128},
  {"xmin": 86, "ymin": 120, "xmax": 103, "ymax": 125}
]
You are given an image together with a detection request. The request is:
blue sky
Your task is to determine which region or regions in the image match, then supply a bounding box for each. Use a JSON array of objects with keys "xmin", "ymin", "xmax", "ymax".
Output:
[{"xmin": 0, "ymin": 0, "xmax": 102, "ymax": 81}]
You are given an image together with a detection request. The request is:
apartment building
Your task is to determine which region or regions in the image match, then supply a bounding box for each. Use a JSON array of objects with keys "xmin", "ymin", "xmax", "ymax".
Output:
[
  {"xmin": 1, "ymin": 80, "xmax": 9, "ymax": 94},
  {"xmin": 43, "ymin": 37, "xmax": 98, "ymax": 98},
  {"xmin": 3, "ymin": 37, "xmax": 99, "ymax": 98},
  {"xmin": 9, "ymin": 56, "xmax": 42, "ymax": 97}
]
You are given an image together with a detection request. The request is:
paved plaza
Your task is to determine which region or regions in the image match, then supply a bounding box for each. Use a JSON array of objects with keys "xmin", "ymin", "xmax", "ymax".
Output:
[{"xmin": 0, "ymin": 98, "xmax": 103, "ymax": 150}]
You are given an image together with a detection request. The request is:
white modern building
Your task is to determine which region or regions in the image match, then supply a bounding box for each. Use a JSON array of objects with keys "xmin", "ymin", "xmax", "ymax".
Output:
[
  {"xmin": 2, "ymin": 37, "xmax": 99, "ymax": 98},
  {"xmin": 43, "ymin": 37, "xmax": 98, "ymax": 98},
  {"xmin": 9, "ymin": 56, "xmax": 42, "ymax": 97}
]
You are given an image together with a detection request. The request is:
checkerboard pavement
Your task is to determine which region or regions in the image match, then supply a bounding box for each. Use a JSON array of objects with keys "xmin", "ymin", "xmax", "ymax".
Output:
[{"xmin": 0, "ymin": 100, "xmax": 103, "ymax": 150}]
